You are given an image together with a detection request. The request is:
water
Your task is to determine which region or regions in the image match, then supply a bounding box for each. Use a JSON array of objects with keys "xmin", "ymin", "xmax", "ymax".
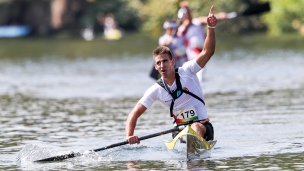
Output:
[{"xmin": 0, "ymin": 33, "xmax": 304, "ymax": 170}]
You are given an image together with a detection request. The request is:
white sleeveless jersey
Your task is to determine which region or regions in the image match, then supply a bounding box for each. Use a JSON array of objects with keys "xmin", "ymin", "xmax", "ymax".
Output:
[{"xmin": 139, "ymin": 59, "xmax": 208, "ymax": 121}]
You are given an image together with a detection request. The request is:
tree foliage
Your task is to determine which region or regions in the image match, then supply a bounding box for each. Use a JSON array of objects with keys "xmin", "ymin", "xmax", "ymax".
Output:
[
  {"xmin": 261, "ymin": 0, "xmax": 304, "ymax": 36},
  {"xmin": 1, "ymin": 0, "xmax": 303, "ymax": 36},
  {"xmin": 129, "ymin": 0, "xmax": 270, "ymax": 36},
  {"xmin": 81, "ymin": 0, "xmax": 141, "ymax": 31}
]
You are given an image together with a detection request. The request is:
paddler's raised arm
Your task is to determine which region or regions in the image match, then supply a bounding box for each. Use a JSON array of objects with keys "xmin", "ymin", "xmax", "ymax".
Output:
[
  {"xmin": 126, "ymin": 102, "xmax": 147, "ymax": 144},
  {"xmin": 196, "ymin": 6, "xmax": 217, "ymax": 68}
]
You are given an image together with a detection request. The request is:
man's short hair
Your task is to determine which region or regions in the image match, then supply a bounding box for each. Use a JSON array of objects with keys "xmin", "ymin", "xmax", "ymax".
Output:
[{"xmin": 153, "ymin": 46, "xmax": 173, "ymax": 60}]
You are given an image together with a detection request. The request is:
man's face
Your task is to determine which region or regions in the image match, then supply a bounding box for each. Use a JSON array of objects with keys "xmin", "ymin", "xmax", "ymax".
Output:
[{"xmin": 154, "ymin": 53, "xmax": 175, "ymax": 78}]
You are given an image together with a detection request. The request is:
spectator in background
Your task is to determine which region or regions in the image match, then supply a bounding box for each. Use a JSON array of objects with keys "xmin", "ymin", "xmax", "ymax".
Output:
[
  {"xmin": 177, "ymin": 1, "xmax": 227, "ymax": 82},
  {"xmin": 159, "ymin": 19, "xmax": 188, "ymax": 68},
  {"xmin": 97, "ymin": 13, "xmax": 122, "ymax": 40}
]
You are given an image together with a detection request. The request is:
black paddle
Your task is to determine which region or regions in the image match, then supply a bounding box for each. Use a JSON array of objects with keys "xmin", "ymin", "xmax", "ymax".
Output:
[
  {"xmin": 34, "ymin": 126, "xmax": 184, "ymax": 162},
  {"xmin": 149, "ymin": 64, "xmax": 160, "ymax": 80},
  {"xmin": 227, "ymin": 2, "xmax": 270, "ymax": 19}
]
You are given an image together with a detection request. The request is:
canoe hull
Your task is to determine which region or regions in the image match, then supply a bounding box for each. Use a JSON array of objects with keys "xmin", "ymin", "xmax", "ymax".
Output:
[{"xmin": 164, "ymin": 125, "xmax": 216, "ymax": 160}]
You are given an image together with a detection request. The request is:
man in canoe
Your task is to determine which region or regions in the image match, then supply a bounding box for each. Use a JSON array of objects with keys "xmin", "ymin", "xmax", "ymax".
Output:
[{"xmin": 126, "ymin": 6, "xmax": 217, "ymax": 144}]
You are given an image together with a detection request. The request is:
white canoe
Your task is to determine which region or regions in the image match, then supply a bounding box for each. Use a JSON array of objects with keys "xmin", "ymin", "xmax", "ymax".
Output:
[{"xmin": 164, "ymin": 125, "xmax": 216, "ymax": 160}]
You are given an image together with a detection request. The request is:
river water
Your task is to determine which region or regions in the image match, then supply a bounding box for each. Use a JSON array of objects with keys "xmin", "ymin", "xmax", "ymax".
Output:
[{"xmin": 0, "ymin": 33, "xmax": 304, "ymax": 170}]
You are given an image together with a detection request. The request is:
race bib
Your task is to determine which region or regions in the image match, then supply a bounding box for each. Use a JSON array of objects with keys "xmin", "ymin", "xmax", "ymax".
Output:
[{"xmin": 173, "ymin": 107, "xmax": 198, "ymax": 125}]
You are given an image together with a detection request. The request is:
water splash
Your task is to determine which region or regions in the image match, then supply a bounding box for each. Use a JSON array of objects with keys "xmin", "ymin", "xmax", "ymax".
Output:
[{"xmin": 16, "ymin": 144, "xmax": 71, "ymax": 164}]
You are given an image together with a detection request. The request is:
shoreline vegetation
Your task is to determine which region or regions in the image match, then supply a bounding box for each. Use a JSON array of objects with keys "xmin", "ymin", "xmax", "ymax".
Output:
[{"xmin": 0, "ymin": 0, "xmax": 304, "ymax": 38}]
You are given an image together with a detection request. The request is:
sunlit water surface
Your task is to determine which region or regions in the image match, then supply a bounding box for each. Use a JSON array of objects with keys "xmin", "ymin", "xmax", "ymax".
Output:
[{"xmin": 0, "ymin": 34, "xmax": 304, "ymax": 170}]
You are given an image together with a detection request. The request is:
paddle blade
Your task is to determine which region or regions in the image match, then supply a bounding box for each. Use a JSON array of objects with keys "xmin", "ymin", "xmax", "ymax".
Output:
[
  {"xmin": 164, "ymin": 140, "xmax": 176, "ymax": 150},
  {"xmin": 149, "ymin": 64, "xmax": 160, "ymax": 80},
  {"xmin": 164, "ymin": 126, "xmax": 189, "ymax": 150},
  {"xmin": 227, "ymin": 12, "xmax": 238, "ymax": 19},
  {"xmin": 241, "ymin": 2, "xmax": 270, "ymax": 16},
  {"xmin": 35, "ymin": 152, "xmax": 81, "ymax": 162}
]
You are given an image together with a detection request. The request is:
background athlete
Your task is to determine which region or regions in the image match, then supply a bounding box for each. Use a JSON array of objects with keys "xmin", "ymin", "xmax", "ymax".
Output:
[{"xmin": 177, "ymin": 1, "xmax": 227, "ymax": 82}]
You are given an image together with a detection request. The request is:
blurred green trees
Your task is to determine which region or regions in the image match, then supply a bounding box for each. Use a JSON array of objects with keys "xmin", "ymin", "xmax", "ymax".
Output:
[
  {"xmin": 122, "ymin": 0, "xmax": 304, "ymax": 36},
  {"xmin": 261, "ymin": 0, "xmax": 304, "ymax": 36},
  {"xmin": 129, "ymin": 0, "xmax": 268, "ymax": 36},
  {"xmin": 0, "ymin": 0, "xmax": 303, "ymax": 37},
  {"xmin": 81, "ymin": 0, "xmax": 141, "ymax": 31}
]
